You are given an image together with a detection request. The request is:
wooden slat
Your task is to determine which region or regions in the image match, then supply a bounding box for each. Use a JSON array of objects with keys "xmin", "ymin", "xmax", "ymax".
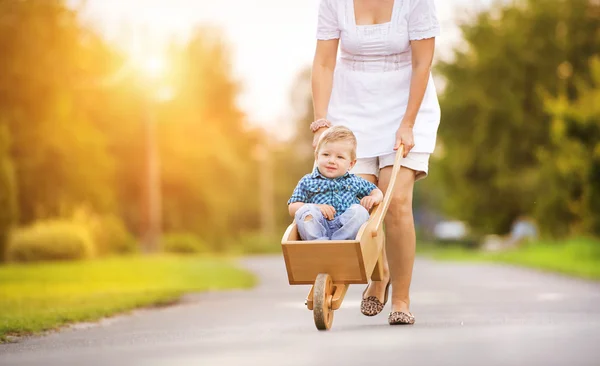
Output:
[
  {"xmin": 371, "ymin": 243, "xmax": 384, "ymax": 281},
  {"xmin": 281, "ymin": 240, "xmax": 366, "ymax": 284},
  {"xmin": 306, "ymin": 283, "xmax": 349, "ymax": 311},
  {"xmin": 305, "ymin": 285, "xmax": 314, "ymax": 310},
  {"xmin": 353, "ymin": 215, "xmax": 385, "ymax": 282},
  {"xmin": 331, "ymin": 284, "xmax": 349, "ymax": 310},
  {"xmin": 281, "ymin": 223, "xmax": 299, "ymax": 283},
  {"xmin": 371, "ymin": 145, "xmax": 404, "ymax": 236}
]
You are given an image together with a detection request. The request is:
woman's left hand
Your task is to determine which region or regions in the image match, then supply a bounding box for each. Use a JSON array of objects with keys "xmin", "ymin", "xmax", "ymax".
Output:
[{"xmin": 394, "ymin": 125, "xmax": 414, "ymax": 158}]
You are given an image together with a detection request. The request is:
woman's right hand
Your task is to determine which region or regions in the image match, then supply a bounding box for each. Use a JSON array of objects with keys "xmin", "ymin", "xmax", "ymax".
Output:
[{"xmin": 312, "ymin": 127, "xmax": 329, "ymax": 149}]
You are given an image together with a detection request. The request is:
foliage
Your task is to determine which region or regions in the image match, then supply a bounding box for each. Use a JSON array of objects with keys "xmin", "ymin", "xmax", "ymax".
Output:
[
  {"xmin": 271, "ymin": 67, "xmax": 322, "ymax": 233},
  {"xmin": 0, "ymin": 1, "xmax": 263, "ymax": 259},
  {"xmin": 230, "ymin": 231, "xmax": 283, "ymax": 255},
  {"xmin": 156, "ymin": 30, "xmax": 263, "ymax": 249},
  {"xmin": 535, "ymin": 56, "xmax": 600, "ymax": 236},
  {"xmin": 160, "ymin": 232, "xmax": 209, "ymax": 254},
  {"xmin": 0, "ymin": 0, "xmax": 117, "ymax": 223},
  {"xmin": 431, "ymin": 0, "xmax": 600, "ymax": 237},
  {"xmin": 71, "ymin": 208, "xmax": 138, "ymax": 255},
  {"xmin": 6, "ymin": 220, "xmax": 95, "ymax": 263},
  {"xmin": 0, "ymin": 123, "xmax": 17, "ymax": 261},
  {"xmin": 0, "ymin": 255, "xmax": 256, "ymax": 341}
]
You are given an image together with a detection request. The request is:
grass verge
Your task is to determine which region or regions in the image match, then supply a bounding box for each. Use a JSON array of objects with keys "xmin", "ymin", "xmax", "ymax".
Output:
[
  {"xmin": 0, "ymin": 255, "xmax": 256, "ymax": 342},
  {"xmin": 418, "ymin": 237, "xmax": 600, "ymax": 280}
]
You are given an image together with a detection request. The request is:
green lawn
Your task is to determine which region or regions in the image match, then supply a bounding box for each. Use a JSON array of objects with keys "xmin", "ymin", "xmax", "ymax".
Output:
[
  {"xmin": 419, "ymin": 237, "xmax": 600, "ymax": 280},
  {"xmin": 0, "ymin": 255, "xmax": 256, "ymax": 342}
]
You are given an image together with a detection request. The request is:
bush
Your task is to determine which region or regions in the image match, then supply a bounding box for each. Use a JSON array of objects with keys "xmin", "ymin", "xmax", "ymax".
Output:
[
  {"xmin": 71, "ymin": 209, "xmax": 138, "ymax": 256},
  {"xmin": 91, "ymin": 215, "xmax": 138, "ymax": 255},
  {"xmin": 160, "ymin": 233, "xmax": 209, "ymax": 254},
  {"xmin": 230, "ymin": 232, "xmax": 282, "ymax": 255},
  {"xmin": 6, "ymin": 220, "xmax": 95, "ymax": 263}
]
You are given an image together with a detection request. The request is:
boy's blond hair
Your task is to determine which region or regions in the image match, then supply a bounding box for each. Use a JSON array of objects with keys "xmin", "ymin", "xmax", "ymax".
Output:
[{"xmin": 315, "ymin": 125, "xmax": 357, "ymax": 160}]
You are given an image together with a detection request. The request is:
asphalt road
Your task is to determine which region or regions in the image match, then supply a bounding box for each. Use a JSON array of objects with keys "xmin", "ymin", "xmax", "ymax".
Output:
[{"xmin": 1, "ymin": 255, "xmax": 599, "ymax": 366}]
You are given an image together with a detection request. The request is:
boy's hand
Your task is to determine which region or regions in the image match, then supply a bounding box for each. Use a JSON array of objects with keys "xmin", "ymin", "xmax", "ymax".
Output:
[
  {"xmin": 361, "ymin": 189, "xmax": 383, "ymax": 211},
  {"xmin": 360, "ymin": 196, "xmax": 380, "ymax": 211},
  {"xmin": 316, "ymin": 204, "xmax": 336, "ymax": 220}
]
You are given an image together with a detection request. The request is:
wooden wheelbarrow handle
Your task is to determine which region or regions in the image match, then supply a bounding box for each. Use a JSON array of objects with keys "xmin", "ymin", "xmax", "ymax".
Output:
[{"xmin": 370, "ymin": 145, "xmax": 404, "ymax": 237}]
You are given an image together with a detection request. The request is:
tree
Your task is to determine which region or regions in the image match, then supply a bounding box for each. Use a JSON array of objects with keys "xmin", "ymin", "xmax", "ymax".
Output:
[
  {"xmin": 0, "ymin": 1, "xmax": 264, "ymax": 252},
  {"xmin": 535, "ymin": 56, "xmax": 600, "ymax": 236},
  {"xmin": 431, "ymin": 0, "xmax": 600, "ymax": 237},
  {"xmin": 153, "ymin": 28, "xmax": 262, "ymax": 249},
  {"xmin": 0, "ymin": 123, "xmax": 17, "ymax": 261},
  {"xmin": 0, "ymin": 0, "xmax": 116, "ymax": 223}
]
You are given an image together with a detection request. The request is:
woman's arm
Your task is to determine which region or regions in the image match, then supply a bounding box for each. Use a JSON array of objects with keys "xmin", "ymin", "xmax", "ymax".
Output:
[
  {"xmin": 394, "ymin": 38, "xmax": 436, "ymax": 157},
  {"xmin": 403, "ymin": 38, "xmax": 436, "ymax": 127},
  {"xmin": 311, "ymin": 39, "xmax": 339, "ymax": 147}
]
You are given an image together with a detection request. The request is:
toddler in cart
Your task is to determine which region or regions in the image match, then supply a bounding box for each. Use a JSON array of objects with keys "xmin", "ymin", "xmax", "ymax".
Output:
[{"xmin": 287, "ymin": 125, "xmax": 383, "ymax": 241}]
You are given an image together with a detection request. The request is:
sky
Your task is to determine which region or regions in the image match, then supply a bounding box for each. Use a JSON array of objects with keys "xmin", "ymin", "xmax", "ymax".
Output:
[{"xmin": 74, "ymin": 0, "xmax": 489, "ymax": 133}]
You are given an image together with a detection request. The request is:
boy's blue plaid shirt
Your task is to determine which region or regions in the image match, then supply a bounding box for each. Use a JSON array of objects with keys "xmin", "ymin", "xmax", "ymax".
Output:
[{"xmin": 287, "ymin": 167, "xmax": 378, "ymax": 217}]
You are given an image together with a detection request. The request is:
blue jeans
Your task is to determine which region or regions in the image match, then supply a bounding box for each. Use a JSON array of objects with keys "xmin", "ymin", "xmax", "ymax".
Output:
[{"xmin": 295, "ymin": 204, "xmax": 370, "ymax": 241}]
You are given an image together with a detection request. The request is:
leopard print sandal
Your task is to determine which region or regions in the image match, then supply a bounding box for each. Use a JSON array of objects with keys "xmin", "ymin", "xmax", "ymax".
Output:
[
  {"xmin": 360, "ymin": 281, "xmax": 391, "ymax": 316},
  {"xmin": 388, "ymin": 311, "xmax": 415, "ymax": 325}
]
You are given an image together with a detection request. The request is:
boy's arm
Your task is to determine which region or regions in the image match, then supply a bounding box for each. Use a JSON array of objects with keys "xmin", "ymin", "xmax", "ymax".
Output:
[
  {"xmin": 358, "ymin": 178, "xmax": 382, "ymax": 200},
  {"xmin": 369, "ymin": 188, "xmax": 384, "ymax": 204},
  {"xmin": 287, "ymin": 177, "xmax": 308, "ymax": 217},
  {"xmin": 357, "ymin": 179, "xmax": 384, "ymax": 208},
  {"xmin": 288, "ymin": 202, "xmax": 305, "ymax": 217}
]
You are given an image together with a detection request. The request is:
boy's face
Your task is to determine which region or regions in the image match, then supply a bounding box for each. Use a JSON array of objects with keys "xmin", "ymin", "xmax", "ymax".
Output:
[{"xmin": 315, "ymin": 140, "xmax": 356, "ymax": 179}]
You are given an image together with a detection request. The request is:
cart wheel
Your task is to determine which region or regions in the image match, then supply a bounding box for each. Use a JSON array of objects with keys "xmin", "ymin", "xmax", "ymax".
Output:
[{"xmin": 313, "ymin": 273, "xmax": 334, "ymax": 330}]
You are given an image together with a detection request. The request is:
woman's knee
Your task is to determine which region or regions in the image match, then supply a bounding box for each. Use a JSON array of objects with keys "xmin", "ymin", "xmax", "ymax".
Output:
[{"xmin": 387, "ymin": 193, "xmax": 413, "ymax": 220}]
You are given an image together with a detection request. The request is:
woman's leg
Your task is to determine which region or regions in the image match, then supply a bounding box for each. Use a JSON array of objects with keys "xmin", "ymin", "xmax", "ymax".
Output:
[{"xmin": 377, "ymin": 166, "xmax": 417, "ymax": 313}]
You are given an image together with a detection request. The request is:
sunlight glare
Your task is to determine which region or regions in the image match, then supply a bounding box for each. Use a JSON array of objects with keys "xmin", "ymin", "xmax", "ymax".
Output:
[{"xmin": 141, "ymin": 56, "xmax": 166, "ymax": 81}]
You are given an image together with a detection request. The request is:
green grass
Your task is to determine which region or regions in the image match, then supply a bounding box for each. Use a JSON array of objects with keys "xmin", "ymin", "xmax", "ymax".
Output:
[
  {"xmin": 0, "ymin": 255, "xmax": 256, "ymax": 342},
  {"xmin": 419, "ymin": 237, "xmax": 600, "ymax": 280}
]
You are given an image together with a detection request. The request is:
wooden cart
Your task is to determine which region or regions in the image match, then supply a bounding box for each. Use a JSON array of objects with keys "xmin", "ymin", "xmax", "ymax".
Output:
[{"xmin": 281, "ymin": 147, "xmax": 404, "ymax": 330}]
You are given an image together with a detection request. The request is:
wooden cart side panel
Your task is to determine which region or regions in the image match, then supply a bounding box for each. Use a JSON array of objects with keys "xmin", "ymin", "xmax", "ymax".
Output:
[
  {"xmin": 280, "ymin": 223, "xmax": 298, "ymax": 284},
  {"xmin": 281, "ymin": 241, "xmax": 366, "ymax": 284},
  {"xmin": 355, "ymin": 211, "xmax": 384, "ymax": 278},
  {"xmin": 281, "ymin": 244, "xmax": 295, "ymax": 285},
  {"xmin": 359, "ymin": 225, "xmax": 384, "ymax": 280},
  {"xmin": 281, "ymin": 222, "xmax": 300, "ymax": 241},
  {"xmin": 355, "ymin": 238, "xmax": 367, "ymax": 282}
]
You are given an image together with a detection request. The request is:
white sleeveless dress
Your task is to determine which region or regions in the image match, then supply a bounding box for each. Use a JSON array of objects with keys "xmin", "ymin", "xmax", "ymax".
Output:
[{"xmin": 317, "ymin": 0, "xmax": 441, "ymax": 159}]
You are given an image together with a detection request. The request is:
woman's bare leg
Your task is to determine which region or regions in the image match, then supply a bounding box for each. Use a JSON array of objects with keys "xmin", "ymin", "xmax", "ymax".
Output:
[{"xmin": 369, "ymin": 166, "xmax": 417, "ymax": 313}]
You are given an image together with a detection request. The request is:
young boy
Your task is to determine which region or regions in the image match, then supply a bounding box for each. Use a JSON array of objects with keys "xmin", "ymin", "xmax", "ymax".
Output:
[{"xmin": 287, "ymin": 125, "xmax": 384, "ymax": 241}]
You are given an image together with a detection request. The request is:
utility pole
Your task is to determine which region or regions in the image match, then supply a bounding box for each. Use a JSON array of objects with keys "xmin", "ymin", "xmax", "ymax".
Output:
[{"xmin": 144, "ymin": 96, "xmax": 162, "ymax": 252}]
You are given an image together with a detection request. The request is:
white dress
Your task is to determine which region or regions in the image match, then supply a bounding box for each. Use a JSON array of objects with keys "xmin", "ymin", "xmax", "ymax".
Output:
[{"xmin": 317, "ymin": 0, "xmax": 441, "ymax": 158}]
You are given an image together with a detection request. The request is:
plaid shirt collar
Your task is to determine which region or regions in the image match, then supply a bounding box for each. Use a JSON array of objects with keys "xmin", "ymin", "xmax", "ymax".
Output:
[{"xmin": 311, "ymin": 166, "xmax": 351, "ymax": 180}]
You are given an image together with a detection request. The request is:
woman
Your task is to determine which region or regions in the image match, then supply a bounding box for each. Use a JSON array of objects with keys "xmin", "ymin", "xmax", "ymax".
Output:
[{"xmin": 310, "ymin": 0, "xmax": 441, "ymax": 325}]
